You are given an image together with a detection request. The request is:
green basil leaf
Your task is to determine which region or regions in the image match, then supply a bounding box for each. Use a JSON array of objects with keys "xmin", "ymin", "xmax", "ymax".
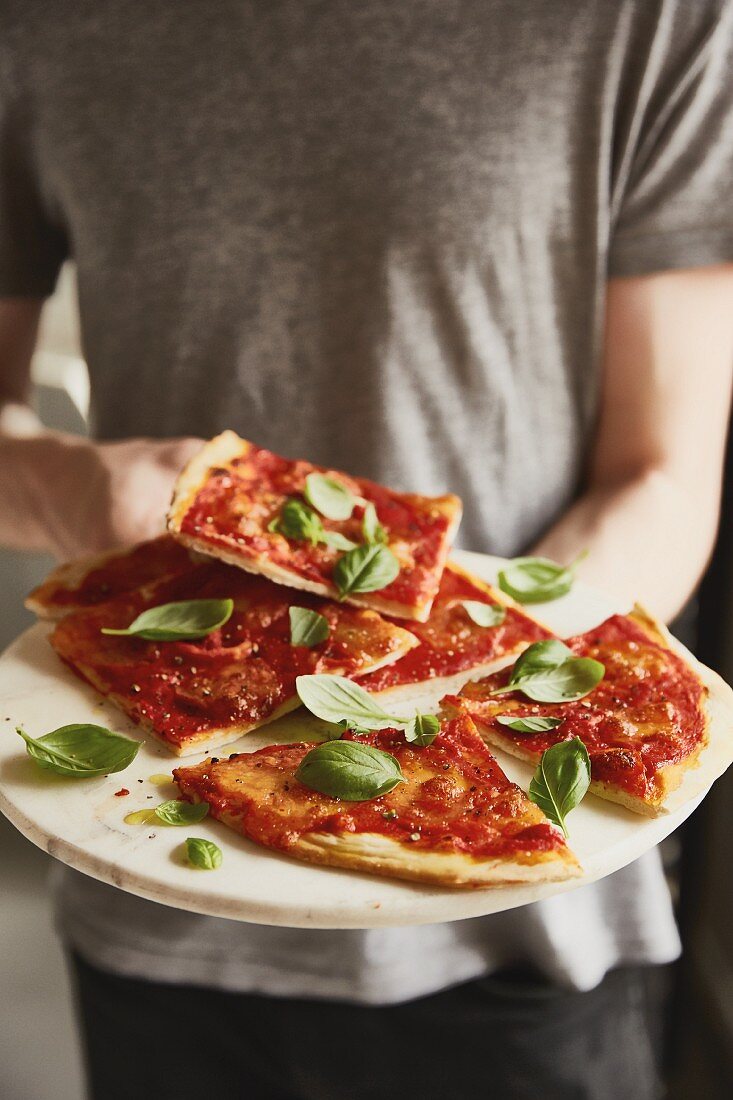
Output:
[
  {"xmin": 101, "ymin": 598, "xmax": 234, "ymax": 641},
  {"xmin": 185, "ymin": 837, "xmax": 223, "ymax": 869},
  {"xmin": 296, "ymin": 674, "xmax": 406, "ymax": 730},
  {"xmin": 17, "ymin": 724, "xmax": 139, "ymax": 778},
  {"xmin": 461, "ymin": 601, "xmax": 506, "ymax": 627},
  {"xmin": 493, "ymin": 656, "xmax": 605, "ymax": 702},
  {"xmin": 295, "ymin": 740, "xmax": 405, "ymax": 801},
  {"xmin": 496, "ymin": 715, "xmax": 564, "ymax": 734},
  {"xmin": 321, "ymin": 531, "xmax": 359, "ymax": 551},
  {"xmin": 497, "ymin": 551, "xmax": 587, "ymax": 604},
  {"xmin": 362, "ymin": 502, "xmax": 387, "ymax": 544},
  {"xmin": 331, "ymin": 719, "xmax": 373, "ymax": 738},
  {"xmin": 510, "ymin": 639, "xmax": 574, "ymax": 683},
  {"xmin": 333, "ymin": 543, "xmax": 400, "ymax": 597},
  {"xmin": 289, "ymin": 606, "xmax": 330, "ymax": 647},
  {"xmin": 304, "ymin": 473, "xmax": 357, "ymax": 521},
  {"xmin": 270, "ymin": 498, "xmax": 325, "ymax": 545},
  {"xmin": 154, "ymin": 799, "xmax": 210, "ymax": 826},
  {"xmin": 404, "ymin": 712, "xmax": 440, "ymax": 746},
  {"xmin": 270, "ymin": 498, "xmax": 356, "ymax": 551},
  {"xmin": 528, "ymin": 737, "xmax": 591, "ymax": 835}
]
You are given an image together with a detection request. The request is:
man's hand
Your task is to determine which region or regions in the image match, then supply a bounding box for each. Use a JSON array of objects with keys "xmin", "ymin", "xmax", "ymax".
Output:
[{"xmin": 0, "ymin": 430, "xmax": 202, "ymax": 560}]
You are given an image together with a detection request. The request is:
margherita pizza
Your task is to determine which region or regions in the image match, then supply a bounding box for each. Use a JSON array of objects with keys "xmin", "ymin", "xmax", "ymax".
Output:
[
  {"xmin": 449, "ymin": 607, "xmax": 709, "ymax": 815},
  {"xmin": 173, "ymin": 708, "xmax": 580, "ymax": 886},
  {"xmin": 358, "ymin": 561, "xmax": 551, "ymax": 704},
  {"xmin": 50, "ymin": 562, "xmax": 418, "ymax": 755},
  {"xmin": 26, "ymin": 535, "xmax": 194, "ymax": 619},
  {"xmin": 167, "ymin": 432, "xmax": 461, "ymax": 622}
]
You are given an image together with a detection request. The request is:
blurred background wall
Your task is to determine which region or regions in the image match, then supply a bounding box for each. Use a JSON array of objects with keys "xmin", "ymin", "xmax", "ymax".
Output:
[{"xmin": 1, "ymin": 267, "xmax": 732, "ymax": 1098}]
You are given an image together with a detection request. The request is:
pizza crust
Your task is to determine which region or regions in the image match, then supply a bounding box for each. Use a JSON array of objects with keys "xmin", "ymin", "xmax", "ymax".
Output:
[
  {"xmin": 172, "ymin": 795, "xmax": 581, "ymax": 888},
  {"xmin": 263, "ymin": 827, "xmax": 579, "ymax": 888},
  {"xmin": 167, "ymin": 431, "xmax": 249, "ymax": 531}
]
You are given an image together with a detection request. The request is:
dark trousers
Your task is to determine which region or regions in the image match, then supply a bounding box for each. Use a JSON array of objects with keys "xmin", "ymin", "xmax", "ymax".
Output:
[{"xmin": 69, "ymin": 952, "xmax": 665, "ymax": 1100}]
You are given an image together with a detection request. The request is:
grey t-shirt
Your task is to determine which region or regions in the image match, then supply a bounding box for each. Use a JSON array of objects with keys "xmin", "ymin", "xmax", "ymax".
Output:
[{"xmin": 2, "ymin": 1, "xmax": 732, "ymax": 1000}]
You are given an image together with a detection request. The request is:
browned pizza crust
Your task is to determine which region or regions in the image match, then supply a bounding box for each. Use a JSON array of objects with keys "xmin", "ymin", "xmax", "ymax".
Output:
[
  {"xmin": 168, "ymin": 431, "xmax": 249, "ymax": 532},
  {"xmin": 224, "ymin": 812, "xmax": 580, "ymax": 887}
]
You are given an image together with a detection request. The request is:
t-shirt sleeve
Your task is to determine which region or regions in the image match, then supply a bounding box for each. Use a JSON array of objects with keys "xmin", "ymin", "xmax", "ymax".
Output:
[
  {"xmin": 608, "ymin": 2, "xmax": 733, "ymax": 278},
  {"xmin": 0, "ymin": 53, "xmax": 68, "ymax": 297}
]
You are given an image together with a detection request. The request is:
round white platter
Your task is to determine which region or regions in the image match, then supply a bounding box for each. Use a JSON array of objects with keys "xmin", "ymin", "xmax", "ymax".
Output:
[{"xmin": 1, "ymin": 550, "xmax": 732, "ymax": 929}]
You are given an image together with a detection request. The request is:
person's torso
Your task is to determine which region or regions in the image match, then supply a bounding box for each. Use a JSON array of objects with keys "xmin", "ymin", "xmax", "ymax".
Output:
[{"xmin": 6, "ymin": 0, "xmax": 649, "ymax": 553}]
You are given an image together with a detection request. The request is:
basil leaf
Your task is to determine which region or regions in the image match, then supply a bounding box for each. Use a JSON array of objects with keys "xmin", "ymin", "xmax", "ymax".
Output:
[
  {"xmin": 270, "ymin": 498, "xmax": 325, "ymax": 545},
  {"xmin": 492, "ymin": 656, "xmax": 605, "ymax": 702},
  {"xmin": 496, "ymin": 715, "xmax": 564, "ymax": 734},
  {"xmin": 289, "ymin": 606, "xmax": 330, "ymax": 647},
  {"xmin": 304, "ymin": 473, "xmax": 357, "ymax": 521},
  {"xmin": 186, "ymin": 837, "xmax": 223, "ymax": 869},
  {"xmin": 333, "ymin": 543, "xmax": 400, "ymax": 597},
  {"xmin": 101, "ymin": 598, "xmax": 233, "ymax": 641},
  {"xmin": 321, "ymin": 531, "xmax": 359, "ymax": 551},
  {"xmin": 362, "ymin": 502, "xmax": 387, "ymax": 544},
  {"xmin": 17, "ymin": 724, "xmax": 139, "ymax": 778},
  {"xmin": 270, "ymin": 499, "xmax": 356, "ymax": 551},
  {"xmin": 404, "ymin": 712, "xmax": 440, "ymax": 746},
  {"xmin": 332, "ymin": 719, "xmax": 373, "ymax": 738},
  {"xmin": 528, "ymin": 737, "xmax": 591, "ymax": 835},
  {"xmin": 497, "ymin": 551, "xmax": 587, "ymax": 604},
  {"xmin": 296, "ymin": 674, "xmax": 406, "ymax": 730},
  {"xmin": 154, "ymin": 799, "xmax": 210, "ymax": 826},
  {"xmin": 462, "ymin": 601, "xmax": 506, "ymax": 627},
  {"xmin": 510, "ymin": 639, "xmax": 573, "ymax": 682},
  {"xmin": 295, "ymin": 740, "xmax": 405, "ymax": 801}
]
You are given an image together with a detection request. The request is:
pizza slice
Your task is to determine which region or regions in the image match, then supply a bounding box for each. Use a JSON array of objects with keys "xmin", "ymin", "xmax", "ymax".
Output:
[
  {"xmin": 26, "ymin": 535, "xmax": 195, "ymax": 619},
  {"xmin": 357, "ymin": 560, "xmax": 552, "ymax": 705},
  {"xmin": 448, "ymin": 606, "xmax": 710, "ymax": 815},
  {"xmin": 167, "ymin": 431, "xmax": 462, "ymax": 622},
  {"xmin": 50, "ymin": 561, "xmax": 418, "ymax": 756},
  {"xmin": 173, "ymin": 708, "xmax": 580, "ymax": 887}
]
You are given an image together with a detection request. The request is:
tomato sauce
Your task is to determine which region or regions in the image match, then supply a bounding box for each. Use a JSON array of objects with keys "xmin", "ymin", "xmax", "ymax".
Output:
[
  {"xmin": 51, "ymin": 563, "xmax": 410, "ymax": 749},
  {"xmin": 35, "ymin": 536, "xmax": 193, "ymax": 610},
  {"xmin": 360, "ymin": 564, "xmax": 550, "ymax": 689},
  {"xmin": 178, "ymin": 442, "xmax": 455, "ymax": 611},
  {"xmin": 174, "ymin": 712, "xmax": 568, "ymax": 860},
  {"xmin": 453, "ymin": 614, "xmax": 706, "ymax": 800}
]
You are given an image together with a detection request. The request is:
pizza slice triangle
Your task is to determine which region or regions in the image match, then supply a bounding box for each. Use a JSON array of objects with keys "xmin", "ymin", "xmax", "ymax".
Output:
[
  {"xmin": 448, "ymin": 606, "xmax": 710, "ymax": 815},
  {"xmin": 49, "ymin": 559, "xmax": 419, "ymax": 756},
  {"xmin": 173, "ymin": 708, "xmax": 580, "ymax": 886},
  {"xmin": 167, "ymin": 432, "xmax": 462, "ymax": 622}
]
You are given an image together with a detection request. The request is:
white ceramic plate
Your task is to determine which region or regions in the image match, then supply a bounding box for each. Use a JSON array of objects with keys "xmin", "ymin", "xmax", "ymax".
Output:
[{"xmin": 1, "ymin": 550, "xmax": 732, "ymax": 929}]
